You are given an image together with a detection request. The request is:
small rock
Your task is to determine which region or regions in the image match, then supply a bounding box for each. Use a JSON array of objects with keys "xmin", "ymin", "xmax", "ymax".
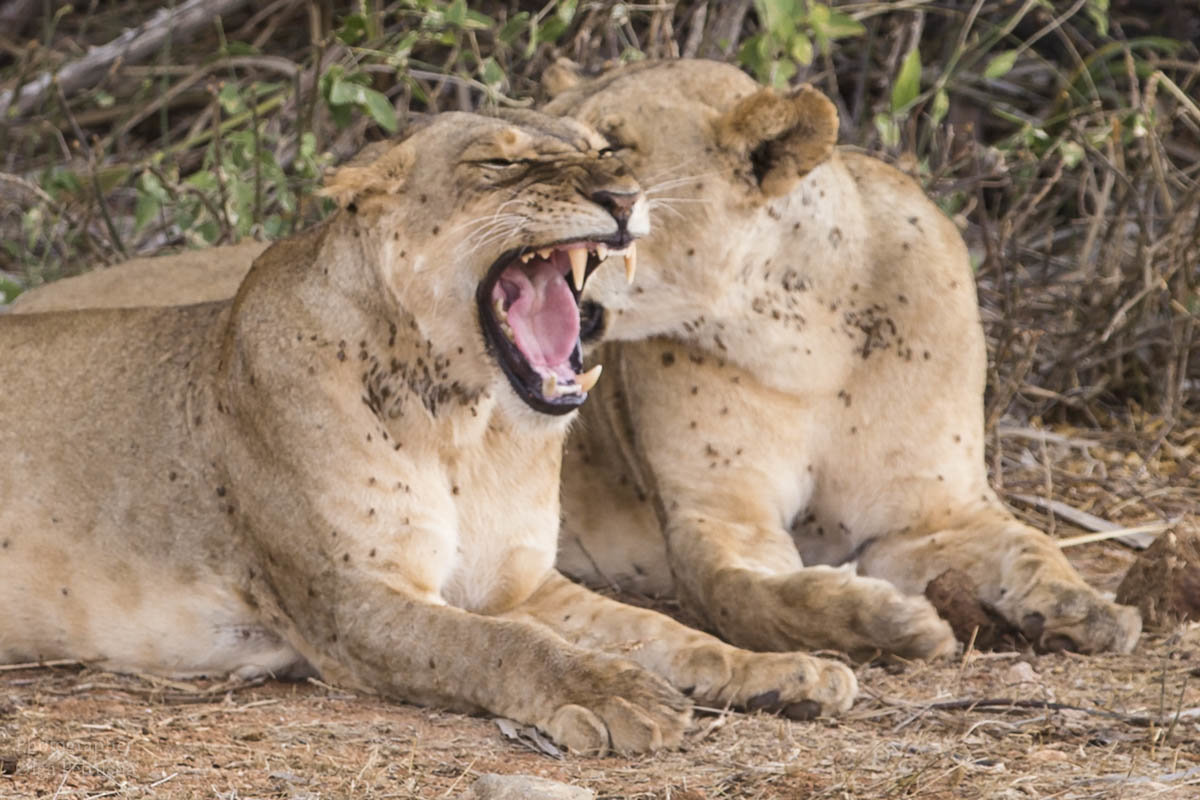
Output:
[
  {"xmin": 924, "ymin": 569, "xmax": 1025, "ymax": 651},
  {"xmin": 1004, "ymin": 661, "xmax": 1040, "ymax": 685},
  {"xmin": 1115, "ymin": 524, "xmax": 1200, "ymax": 630},
  {"xmin": 0, "ymin": 753, "xmax": 17, "ymax": 776},
  {"xmin": 457, "ymin": 774, "xmax": 595, "ymax": 800}
]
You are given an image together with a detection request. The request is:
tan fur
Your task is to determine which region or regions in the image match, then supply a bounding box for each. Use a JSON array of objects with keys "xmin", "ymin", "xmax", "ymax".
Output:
[
  {"xmin": 546, "ymin": 60, "xmax": 1140, "ymax": 658},
  {"xmin": 1, "ymin": 109, "xmax": 857, "ymax": 756},
  {"xmin": 12, "ymin": 240, "xmax": 268, "ymax": 313},
  {"xmin": 13, "ymin": 60, "xmax": 1142, "ymax": 661}
]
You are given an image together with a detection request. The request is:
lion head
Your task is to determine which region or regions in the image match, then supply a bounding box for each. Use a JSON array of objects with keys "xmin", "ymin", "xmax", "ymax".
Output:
[
  {"xmin": 542, "ymin": 59, "xmax": 837, "ymax": 345},
  {"xmin": 315, "ymin": 111, "xmax": 648, "ymax": 416}
]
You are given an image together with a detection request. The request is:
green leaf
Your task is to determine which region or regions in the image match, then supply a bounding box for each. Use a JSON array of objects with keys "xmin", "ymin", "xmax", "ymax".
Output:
[
  {"xmin": 891, "ymin": 48, "xmax": 921, "ymax": 113},
  {"xmin": 479, "ymin": 57, "xmax": 505, "ymax": 90},
  {"xmin": 930, "ymin": 88, "xmax": 949, "ymax": 126},
  {"xmin": 538, "ymin": 16, "xmax": 567, "ymax": 44},
  {"xmin": 328, "ymin": 76, "xmax": 360, "ymax": 106},
  {"xmin": 299, "ymin": 131, "xmax": 317, "ymax": 161},
  {"xmin": 329, "ymin": 103, "xmax": 352, "ymax": 129},
  {"xmin": 406, "ymin": 76, "xmax": 429, "ymax": 106},
  {"xmin": 359, "ymin": 87, "xmax": 398, "ymax": 133},
  {"xmin": 1058, "ymin": 140, "xmax": 1085, "ymax": 168},
  {"xmin": 42, "ymin": 167, "xmax": 82, "ymax": 198},
  {"xmin": 737, "ymin": 34, "xmax": 773, "ymax": 81},
  {"xmin": 770, "ymin": 58, "xmax": 797, "ymax": 88},
  {"xmin": 217, "ymin": 83, "xmax": 244, "ymax": 114},
  {"xmin": 444, "ymin": 0, "xmax": 466, "ymax": 28},
  {"xmin": 185, "ymin": 170, "xmax": 218, "ymax": 191},
  {"xmin": 137, "ymin": 170, "xmax": 168, "ymax": 202},
  {"xmin": 1085, "ymin": 0, "xmax": 1109, "ymax": 35},
  {"xmin": 337, "ymin": 13, "xmax": 368, "ymax": 44},
  {"xmin": 759, "ymin": 0, "xmax": 797, "ymax": 39},
  {"xmin": 0, "ymin": 276, "xmax": 25, "ymax": 304},
  {"xmin": 789, "ymin": 32, "xmax": 813, "ymax": 66},
  {"xmin": 821, "ymin": 8, "xmax": 866, "ymax": 40},
  {"xmin": 498, "ymin": 12, "xmax": 529, "ymax": 45},
  {"xmin": 874, "ymin": 112, "xmax": 900, "ymax": 149},
  {"xmin": 983, "ymin": 49, "xmax": 1019, "ymax": 80},
  {"xmin": 464, "ymin": 9, "xmax": 495, "ymax": 29}
]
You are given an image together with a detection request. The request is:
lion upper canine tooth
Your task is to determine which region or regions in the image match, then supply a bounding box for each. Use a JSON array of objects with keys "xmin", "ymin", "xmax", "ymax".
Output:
[
  {"xmin": 595, "ymin": 243, "xmax": 608, "ymax": 261},
  {"xmin": 568, "ymin": 248, "xmax": 588, "ymax": 291},
  {"xmin": 623, "ymin": 241, "xmax": 637, "ymax": 284},
  {"xmin": 577, "ymin": 364, "xmax": 602, "ymax": 393}
]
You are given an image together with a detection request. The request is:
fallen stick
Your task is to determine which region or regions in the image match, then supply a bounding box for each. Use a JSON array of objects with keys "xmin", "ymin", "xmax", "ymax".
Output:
[
  {"xmin": 1009, "ymin": 492, "xmax": 1167, "ymax": 550},
  {"xmin": 0, "ymin": 0, "xmax": 254, "ymax": 117}
]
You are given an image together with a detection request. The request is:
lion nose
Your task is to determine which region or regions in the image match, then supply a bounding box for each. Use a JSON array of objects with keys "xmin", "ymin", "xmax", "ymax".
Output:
[{"xmin": 591, "ymin": 189, "xmax": 640, "ymax": 226}]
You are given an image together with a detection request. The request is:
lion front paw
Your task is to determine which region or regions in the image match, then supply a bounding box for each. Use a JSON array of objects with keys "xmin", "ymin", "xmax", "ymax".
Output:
[
  {"xmin": 666, "ymin": 641, "xmax": 857, "ymax": 718},
  {"xmin": 1015, "ymin": 583, "xmax": 1142, "ymax": 654},
  {"xmin": 543, "ymin": 663, "xmax": 692, "ymax": 755},
  {"xmin": 727, "ymin": 651, "xmax": 859, "ymax": 718},
  {"xmin": 710, "ymin": 567, "xmax": 956, "ymax": 661}
]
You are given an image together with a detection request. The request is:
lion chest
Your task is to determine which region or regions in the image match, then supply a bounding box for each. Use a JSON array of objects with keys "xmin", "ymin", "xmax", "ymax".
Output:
[
  {"xmin": 325, "ymin": 418, "xmax": 563, "ymax": 616},
  {"xmin": 439, "ymin": 434, "xmax": 563, "ymax": 614}
]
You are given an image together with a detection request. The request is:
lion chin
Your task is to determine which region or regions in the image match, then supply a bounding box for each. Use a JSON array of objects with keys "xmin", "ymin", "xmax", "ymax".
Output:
[{"xmin": 1, "ymin": 102, "xmax": 860, "ymax": 757}]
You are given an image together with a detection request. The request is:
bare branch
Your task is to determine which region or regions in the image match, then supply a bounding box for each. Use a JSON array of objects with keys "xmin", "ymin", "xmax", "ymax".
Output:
[{"xmin": 0, "ymin": 0, "xmax": 254, "ymax": 118}]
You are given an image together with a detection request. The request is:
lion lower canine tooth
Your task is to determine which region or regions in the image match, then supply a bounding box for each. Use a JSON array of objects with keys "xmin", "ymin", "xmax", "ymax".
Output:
[
  {"xmin": 577, "ymin": 364, "xmax": 602, "ymax": 393},
  {"xmin": 569, "ymin": 248, "xmax": 588, "ymax": 291},
  {"xmin": 623, "ymin": 241, "xmax": 637, "ymax": 284}
]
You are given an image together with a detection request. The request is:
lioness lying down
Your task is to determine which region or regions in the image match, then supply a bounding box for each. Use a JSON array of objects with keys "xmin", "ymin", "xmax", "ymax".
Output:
[
  {"xmin": 0, "ymin": 110, "xmax": 857, "ymax": 755},
  {"xmin": 13, "ymin": 60, "xmax": 1141, "ymax": 661}
]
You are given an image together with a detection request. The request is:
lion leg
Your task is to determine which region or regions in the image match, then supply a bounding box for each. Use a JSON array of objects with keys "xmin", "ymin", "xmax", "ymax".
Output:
[
  {"xmin": 294, "ymin": 579, "xmax": 692, "ymax": 756},
  {"xmin": 558, "ymin": 406, "xmax": 674, "ymax": 596},
  {"xmin": 597, "ymin": 339, "xmax": 955, "ymax": 661},
  {"xmin": 657, "ymin": 510, "xmax": 956, "ymax": 661},
  {"xmin": 506, "ymin": 571, "xmax": 857, "ymax": 718},
  {"xmin": 855, "ymin": 507, "xmax": 1141, "ymax": 653}
]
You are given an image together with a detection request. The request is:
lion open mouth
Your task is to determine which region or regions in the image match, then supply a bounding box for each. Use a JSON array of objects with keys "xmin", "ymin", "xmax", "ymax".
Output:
[{"xmin": 478, "ymin": 240, "xmax": 636, "ymax": 414}]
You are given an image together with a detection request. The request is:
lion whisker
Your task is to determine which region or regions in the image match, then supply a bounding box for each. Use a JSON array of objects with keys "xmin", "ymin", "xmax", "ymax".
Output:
[
  {"xmin": 447, "ymin": 209, "xmax": 526, "ymax": 236},
  {"xmin": 644, "ymin": 170, "xmax": 723, "ymax": 196}
]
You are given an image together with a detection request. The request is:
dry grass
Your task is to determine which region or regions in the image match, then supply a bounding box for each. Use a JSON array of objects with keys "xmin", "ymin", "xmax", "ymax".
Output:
[
  {"xmin": 3, "ymin": 632, "xmax": 1198, "ymax": 798},
  {"xmin": 3, "ymin": 425, "xmax": 1199, "ymax": 799}
]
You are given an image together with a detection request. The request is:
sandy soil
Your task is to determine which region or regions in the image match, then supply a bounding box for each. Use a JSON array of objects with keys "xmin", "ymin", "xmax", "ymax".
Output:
[{"xmin": 3, "ymin": 424, "xmax": 1198, "ymax": 799}]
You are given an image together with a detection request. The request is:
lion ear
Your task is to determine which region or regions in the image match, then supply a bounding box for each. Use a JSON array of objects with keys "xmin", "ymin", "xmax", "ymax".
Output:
[
  {"xmin": 714, "ymin": 84, "xmax": 838, "ymax": 198},
  {"xmin": 542, "ymin": 58, "xmax": 583, "ymax": 97},
  {"xmin": 319, "ymin": 142, "xmax": 415, "ymax": 210}
]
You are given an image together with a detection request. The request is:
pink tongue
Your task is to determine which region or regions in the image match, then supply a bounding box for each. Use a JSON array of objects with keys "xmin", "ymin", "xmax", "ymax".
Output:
[{"xmin": 494, "ymin": 255, "xmax": 579, "ymax": 373}]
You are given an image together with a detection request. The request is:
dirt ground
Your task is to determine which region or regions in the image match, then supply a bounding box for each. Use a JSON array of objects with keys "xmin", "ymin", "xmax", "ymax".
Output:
[{"xmin": 3, "ymin": 425, "xmax": 1199, "ymax": 800}]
